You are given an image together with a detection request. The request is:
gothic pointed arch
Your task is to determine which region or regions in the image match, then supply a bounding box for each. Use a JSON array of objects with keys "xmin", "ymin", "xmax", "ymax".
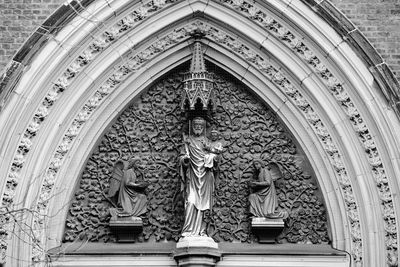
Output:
[{"xmin": 0, "ymin": 1, "xmax": 399, "ymax": 266}]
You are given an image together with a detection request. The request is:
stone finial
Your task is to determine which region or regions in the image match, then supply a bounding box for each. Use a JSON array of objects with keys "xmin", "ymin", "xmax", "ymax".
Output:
[{"xmin": 181, "ymin": 41, "xmax": 215, "ymax": 111}]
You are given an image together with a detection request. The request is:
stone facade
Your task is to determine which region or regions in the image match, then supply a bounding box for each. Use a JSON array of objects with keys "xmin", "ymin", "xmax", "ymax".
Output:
[
  {"xmin": 1, "ymin": 0, "xmax": 399, "ymax": 82},
  {"xmin": 0, "ymin": 1, "xmax": 400, "ymax": 266},
  {"xmin": 63, "ymin": 63, "xmax": 329, "ymax": 245}
]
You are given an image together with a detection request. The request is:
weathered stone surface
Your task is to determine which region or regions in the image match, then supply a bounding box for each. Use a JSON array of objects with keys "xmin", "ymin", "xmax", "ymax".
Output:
[
  {"xmin": 109, "ymin": 214, "xmax": 143, "ymax": 243},
  {"xmin": 251, "ymin": 217, "xmax": 285, "ymax": 244},
  {"xmin": 63, "ymin": 62, "xmax": 329, "ymax": 244},
  {"xmin": 174, "ymin": 249, "xmax": 221, "ymax": 267},
  {"xmin": 0, "ymin": 61, "xmax": 23, "ymax": 111},
  {"xmin": 2, "ymin": 0, "xmax": 400, "ymax": 108},
  {"xmin": 176, "ymin": 236, "xmax": 218, "ymax": 249},
  {"xmin": 51, "ymin": 242, "xmax": 348, "ymax": 267},
  {"xmin": 315, "ymin": 1, "xmax": 356, "ymax": 36},
  {"xmin": 109, "ymin": 208, "xmax": 144, "ymax": 242},
  {"xmin": 347, "ymin": 29, "xmax": 383, "ymax": 66},
  {"xmin": 174, "ymin": 238, "xmax": 221, "ymax": 267}
]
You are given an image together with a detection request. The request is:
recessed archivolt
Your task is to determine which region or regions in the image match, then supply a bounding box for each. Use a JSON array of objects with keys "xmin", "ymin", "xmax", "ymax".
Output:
[
  {"xmin": 0, "ymin": 0, "xmax": 397, "ymax": 266},
  {"xmin": 222, "ymin": 0, "xmax": 397, "ymax": 264},
  {"xmin": 0, "ymin": 4, "xmax": 359, "ymax": 266},
  {"xmin": 32, "ymin": 19, "xmax": 364, "ymax": 263},
  {"xmin": 231, "ymin": 0, "xmax": 397, "ymax": 259}
]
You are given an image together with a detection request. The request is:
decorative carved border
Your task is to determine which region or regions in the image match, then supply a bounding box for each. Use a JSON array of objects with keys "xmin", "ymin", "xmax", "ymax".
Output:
[
  {"xmin": 2, "ymin": 0, "xmax": 175, "ymax": 206},
  {"xmin": 0, "ymin": 0, "xmax": 179, "ymax": 263},
  {"xmin": 31, "ymin": 26, "xmax": 190, "ymax": 266},
  {"xmin": 0, "ymin": 1, "xmax": 396, "ymax": 266},
  {"xmin": 214, "ymin": 0, "xmax": 397, "ymax": 264},
  {"xmin": 29, "ymin": 18, "xmax": 362, "ymax": 265},
  {"xmin": 198, "ymin": 19, "xmax": 364, "ymax": 263}
]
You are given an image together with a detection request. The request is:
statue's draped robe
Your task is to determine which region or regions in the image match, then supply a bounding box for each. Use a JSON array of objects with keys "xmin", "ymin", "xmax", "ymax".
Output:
[
  {"xmin": 118, "ymin": 168, "xmax": 147, "ymax": 216},
  {"xmin": 108, "ymin": 167, "xmax": 123, "ymax": 198},
  {"xmin": 249, "ymin": 168, "xmax": 279, "ymax": 217},
  {"xmin": 180, "ymin": 136, "xmax": 215, "ymax": 236}
]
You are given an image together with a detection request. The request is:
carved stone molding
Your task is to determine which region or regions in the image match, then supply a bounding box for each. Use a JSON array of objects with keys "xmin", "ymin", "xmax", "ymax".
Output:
[
  {"xmin": 0, "ymin": 1, "xmax": 397, "ymax": 266},
  {"xmin": 1, "ymin": 0, "xmax": 183, "ymax": 263},
  {"xmin": 109, "ymin": 215, "xmax": 144, "ymax": 243},
  {"xmin": 251, "ymin": 217, "xmax": 285, "ymax": 244},
  {"xmin": 174, "ymin": 237, "xmax": 221, "ymax": 267},
  {"xmin": 190, "ymin": 19, "xmax": 365, "ymax": 263},
  {"xmin": 31, "ymin": 25, "xmax": 189, "ymax": 264},
  {"xmin": 63, "ymin": 66, "xmax": 330, "ymax": 245},
  {"xmin": 29, "ymin": 18, "xmax": 363, "ymax": 263},
  {"xmin": 213, "ymin": 1, "xmax": 397, "ymax": 263}
]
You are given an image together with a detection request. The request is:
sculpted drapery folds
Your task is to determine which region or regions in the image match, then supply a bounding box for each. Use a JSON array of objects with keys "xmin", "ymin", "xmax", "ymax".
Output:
[
  {"xmin": 108, "ymin": 159, "xmax": 148, "ymax": 217},
  {"xmin": 179, "ymin": 117, "xmax": 221, "ymax": 237},
  {"xmin": 249, "ymin": 160, "xmax": 288, "ymax": 219},
  {"xmin": 64, "ymin": 67, "xmax": 329, "ymax": 244}
]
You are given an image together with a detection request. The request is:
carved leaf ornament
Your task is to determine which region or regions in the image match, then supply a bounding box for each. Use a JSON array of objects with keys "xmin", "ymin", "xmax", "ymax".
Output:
[{"xmin": 64, "ymin": 64, "xmax": 329, "ymax": 244}]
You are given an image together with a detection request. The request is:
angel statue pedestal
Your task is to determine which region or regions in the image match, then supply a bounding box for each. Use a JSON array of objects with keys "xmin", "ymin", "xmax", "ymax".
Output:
[
  {"xmin": 107, "ymin": 159, "xmax": 148, "ymax": 242},
  {"xmin": 174, "ymin": 236, "xmax": 221, "ymax": 267},
  {"xmin": 248, "ymin": 160, "xmax": 288, "ymax": 244},
  {"xmin": 109, "ymin": 208, "xmax": 143, "ymax": 243},
  {"xmin": 251, "ymin": 217, "xmax": 285, "ymax": 244}
]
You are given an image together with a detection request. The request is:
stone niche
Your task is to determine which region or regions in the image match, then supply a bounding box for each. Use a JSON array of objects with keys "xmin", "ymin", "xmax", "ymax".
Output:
[{"xmin": 63, "ymin": 62, "xmax": 330, "ymax": 246}]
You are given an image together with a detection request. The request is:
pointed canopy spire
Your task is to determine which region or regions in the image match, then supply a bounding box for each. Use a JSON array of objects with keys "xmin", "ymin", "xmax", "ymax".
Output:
[
  {"xmin": 190, "ymin": 42, "xmax": 206, "ymax": 73},
  {"xmin": 181, "ymin": 41, "xmax": 215, "ymax": 111}
]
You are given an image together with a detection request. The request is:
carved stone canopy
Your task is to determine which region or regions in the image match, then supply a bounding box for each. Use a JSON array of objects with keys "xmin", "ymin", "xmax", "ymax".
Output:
[{"xmin": 181, "ymin": 41, "xmax": 215, "ymax": 111}]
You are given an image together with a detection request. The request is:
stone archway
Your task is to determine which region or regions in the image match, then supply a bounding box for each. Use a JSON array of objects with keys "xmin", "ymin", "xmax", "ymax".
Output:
[{"xmin": 0, "ymin": 1, "xmax": 399, "ymax": 266}]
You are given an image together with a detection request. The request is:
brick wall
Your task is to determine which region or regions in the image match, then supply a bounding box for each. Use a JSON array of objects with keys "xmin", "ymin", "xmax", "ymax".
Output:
[
  {"xmin": 330, "ymin": 0, "xmax": 400, "ymax": 79},
  {"xmin": 0, "ymin": 0, "xmax": 64, "ymax": 74},
  {"xmin": 0, "ymin": 0, "xmax": 400, "ymax": 81}
]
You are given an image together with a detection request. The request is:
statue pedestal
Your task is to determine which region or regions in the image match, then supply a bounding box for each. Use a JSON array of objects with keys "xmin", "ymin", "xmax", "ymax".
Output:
[
  {"xmin": 174, "ymin": 236, "xmax": 221, "ymax": 267},
  {"xmin": 109, "ymin": 209, "xmax": 143, "ymax": 242},
  {"xmin": 251, "ymin": 217, "xmax": 285, "ymax": 244}
]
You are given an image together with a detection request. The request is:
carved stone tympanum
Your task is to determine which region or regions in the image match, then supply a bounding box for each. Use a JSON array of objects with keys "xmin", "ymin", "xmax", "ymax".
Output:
[{"xmin": 63, "ymin": 60, "xmax": 329, "ymax": 245}]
